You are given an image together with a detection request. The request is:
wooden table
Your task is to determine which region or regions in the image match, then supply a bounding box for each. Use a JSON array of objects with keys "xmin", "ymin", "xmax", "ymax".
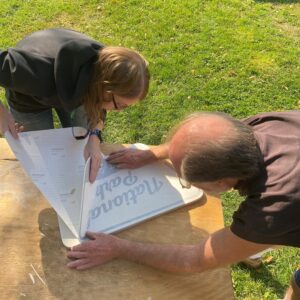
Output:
[{"xmin": 0, "ymin": 138, "xmax": 234, "ymax": 300}]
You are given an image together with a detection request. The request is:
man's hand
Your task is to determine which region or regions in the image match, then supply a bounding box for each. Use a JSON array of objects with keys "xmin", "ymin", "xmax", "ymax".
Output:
[
  {"xmin": 107, "ymin": 148, "xmax": 156, "ymax": 169},
  {"xmin": 0, "ymin": 103, "xmax": 18, "ymax": 138},
  {"xmin": 84, "ymin": 135, "xmax": 102, "ymax": 183},
  {"xmin": 67, "ymin": 232, "xmax": 122, "ymax": 270}
]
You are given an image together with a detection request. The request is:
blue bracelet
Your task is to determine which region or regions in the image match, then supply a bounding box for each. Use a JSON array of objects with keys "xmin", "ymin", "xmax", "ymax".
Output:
[{"xmin": 89, "ymin": 129, "xmax": 104, "ymax": 143}]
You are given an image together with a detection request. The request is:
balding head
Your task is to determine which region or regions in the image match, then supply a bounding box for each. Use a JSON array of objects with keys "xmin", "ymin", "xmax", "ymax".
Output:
[
  {"xmin": 169, "ymin": 113, "xmax": 234, "ymax": 174},
  {"xmin": 168, "ymin": 112, "xmax": 261, "ymax": 183}
]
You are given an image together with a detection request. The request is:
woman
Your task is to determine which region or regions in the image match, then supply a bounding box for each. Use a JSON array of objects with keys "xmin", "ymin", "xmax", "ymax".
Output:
[{"xmin": 0, "ymin": 28, "xmax": 150, "ymax": 182}]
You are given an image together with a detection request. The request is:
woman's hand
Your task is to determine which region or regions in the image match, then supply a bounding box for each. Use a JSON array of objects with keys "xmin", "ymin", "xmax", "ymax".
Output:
[
  {"xmin": 84, "ymin": 135, "xmax": 102, "ymax": 183},
  {"xmin": 107, "ymin": 148, "xmax": 156, "ymax": 169},
  {"xmin": 0, "ymin": 103, "xmax": 18, "ymax": 138}
]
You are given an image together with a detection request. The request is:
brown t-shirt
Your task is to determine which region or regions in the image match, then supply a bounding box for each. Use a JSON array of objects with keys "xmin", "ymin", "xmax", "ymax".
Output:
[{"xmin": 231, "ymin": 111, "xmax": 300, "ymax": 247}]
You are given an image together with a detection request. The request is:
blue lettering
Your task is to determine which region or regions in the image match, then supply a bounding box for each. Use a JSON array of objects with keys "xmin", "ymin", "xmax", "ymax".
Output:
[
  {"xmin": 90, "ymin": 206, "xmax": 101, "ymax": 219},
  {"xmin": 96, "ymin": 182, "xmax": 108, "ymax": 200},
  {"xmin": 144, "ymin": 178, "xmax": 163, "ymax": 195},
  {"xmin": 113, "ymin": 195, "xmax": 123, "ymax": 206},
  {"xmin": 95, "ymin": 176, "xmax": 122, "ymax": 201},
  {"xmin": 123, "ymin": 171, "xmax": 138, "ymax": 186},
  {"xmin": 90, "ymin": 200, "xmax": 113, "ymax": 219},
  {"xmin": 126, "ymin": 189, "xmax": 138, "ymax": 204},
  {"xmin": 135, "ymin": 183, "xmax": 145, "ymax": 195},
  {"xmin": 111, "ymin": 176, "xmax": 121, "ymax": 188}
]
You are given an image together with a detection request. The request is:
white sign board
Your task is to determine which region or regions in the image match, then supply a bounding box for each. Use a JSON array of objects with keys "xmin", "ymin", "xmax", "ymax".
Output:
[{"xmin": 6, "ymin": 128, "xmax": 203, "ymax": 247}]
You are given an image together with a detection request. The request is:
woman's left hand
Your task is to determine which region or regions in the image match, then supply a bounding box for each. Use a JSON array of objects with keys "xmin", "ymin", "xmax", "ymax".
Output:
[{"xmin": 84, "ymin": 135, "xmax": 102, "ymax": 183}]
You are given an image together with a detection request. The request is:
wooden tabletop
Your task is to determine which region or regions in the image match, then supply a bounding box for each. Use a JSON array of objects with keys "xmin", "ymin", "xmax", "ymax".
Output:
[{"xmin": 0, "ymin": 138, "xmax": 234, "ymax": 300}]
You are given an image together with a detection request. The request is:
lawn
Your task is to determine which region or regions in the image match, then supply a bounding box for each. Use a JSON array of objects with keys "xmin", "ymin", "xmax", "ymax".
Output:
[{"xmin": 1, "ymin": 0, "xmax": 300, "ymax": 299}]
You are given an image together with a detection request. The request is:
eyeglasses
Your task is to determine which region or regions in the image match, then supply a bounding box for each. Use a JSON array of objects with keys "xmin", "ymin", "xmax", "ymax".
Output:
[
  {"xmin": 110, "ymin": 92, "xmax": 129, "ymax": 110},
  {"xmin": 178, "ymin": 176, "xmax": 192, "ymax": 189},
  {"xmin": 111, "ymin": 93, "xmax": 119, "ymax": 110}
]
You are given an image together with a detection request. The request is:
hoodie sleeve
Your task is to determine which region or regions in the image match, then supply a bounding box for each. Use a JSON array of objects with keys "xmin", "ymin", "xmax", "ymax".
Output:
[
  {"xmin": 54, "ymin": 39, "xmax": 102, "ymax": 111},
  {"xmin": 0, "ymin": 37, "xmax": 103, "ymax": 112},
  {"xmin": 0, "ymin": 48, "xmax": 55, "ymax": 97}
]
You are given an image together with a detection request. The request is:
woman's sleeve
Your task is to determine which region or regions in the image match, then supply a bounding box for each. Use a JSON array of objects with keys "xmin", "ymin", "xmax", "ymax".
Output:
[{"xmin": 0, "ymin": 48, "xmax": 55, "ymax": 97}]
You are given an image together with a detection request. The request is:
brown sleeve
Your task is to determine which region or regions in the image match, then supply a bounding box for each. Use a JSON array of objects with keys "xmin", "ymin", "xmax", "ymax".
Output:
[{"xmin": 230, "ymin": 195, "xmax": 300, "ymax": 247}]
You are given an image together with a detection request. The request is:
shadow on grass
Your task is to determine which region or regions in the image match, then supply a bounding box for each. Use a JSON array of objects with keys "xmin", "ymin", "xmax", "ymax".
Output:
[{"xmin": 237, "ymin": 262, "xmax": 287, "ymax": 296}]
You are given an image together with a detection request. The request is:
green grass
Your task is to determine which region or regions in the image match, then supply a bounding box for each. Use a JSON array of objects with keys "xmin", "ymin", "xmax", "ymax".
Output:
[{"xmin": 1, "ymin": 1, "xmax": 300, "ymax": 299}]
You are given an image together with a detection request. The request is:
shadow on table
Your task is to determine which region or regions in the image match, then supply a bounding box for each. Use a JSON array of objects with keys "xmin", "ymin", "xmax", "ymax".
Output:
[{"xmin": 38, "ymin": 196, "xmax": 220, "ymax": 300}]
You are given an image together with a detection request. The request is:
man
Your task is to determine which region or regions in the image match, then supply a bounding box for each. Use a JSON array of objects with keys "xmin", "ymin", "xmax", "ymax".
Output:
[{"xmin": 67, "ymin": 111, "xmax": 300, "ymax": 298}]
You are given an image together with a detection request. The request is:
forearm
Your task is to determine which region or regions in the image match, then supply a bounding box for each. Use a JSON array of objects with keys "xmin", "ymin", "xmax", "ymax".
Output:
[
  {"xmin": 118, "ymin": 238, "xmax": 205, "ymax": 273},
  {"xmin": 0, "ymin": 100, "xmax": 18, "ymax": 138},
  {"xmin": 148, "ymin": 143, "xmax": 169, "ymax": 161},
  {"xmin": 116, "ymin": 227, "xmax": 271, "ymax": 273},
  {"xmin": 85, "ymin": 121, "xmax": 104, "ymax": 182},
  {"xmin": 0, "ymin": 100, "xmax": 5, "ymax": 112},
  {"xmin": 68, "ymin": 228, "xmax": 272, "ymax": 272},
  {"xmin": 92, "ymin": 120, "xmax": 104, "ymax": 131},
  {"xmin": 88, "ymin": 121, "xmax": 104, "ymax": 145}
]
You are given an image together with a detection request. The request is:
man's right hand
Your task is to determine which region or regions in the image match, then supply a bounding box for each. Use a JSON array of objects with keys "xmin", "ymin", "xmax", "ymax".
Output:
[
  {"xmin": 106, "ymin": 148, "xmax": 155, "ymax": 169},
  {"xmin": 0, "ymin": 103, "xmax": 18, "ymax": 139},
  {"xmin": 107, "ymin": 143, "xmax": 170, "ymax": 170}
]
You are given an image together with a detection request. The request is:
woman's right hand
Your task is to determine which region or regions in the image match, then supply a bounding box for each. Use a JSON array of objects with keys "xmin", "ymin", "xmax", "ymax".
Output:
[{"xmin": 0, "ymin": 103, "xmax": 18, "ymax": 138}]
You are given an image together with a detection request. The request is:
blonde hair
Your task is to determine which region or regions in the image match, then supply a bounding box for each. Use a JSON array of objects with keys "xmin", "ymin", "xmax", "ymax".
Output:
[{"xmin": 83, "ymin": 46, "xmax": 150, "ymax": 127}]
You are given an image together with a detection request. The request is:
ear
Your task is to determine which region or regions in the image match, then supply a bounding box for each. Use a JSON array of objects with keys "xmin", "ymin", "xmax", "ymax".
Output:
[
  {"xmin": 217, "ymin": 178, "xmax": 237, "ymax": 190},
  {"xmin": 216, "ymin": 179, "xmax": 228, "ymax": 189}
]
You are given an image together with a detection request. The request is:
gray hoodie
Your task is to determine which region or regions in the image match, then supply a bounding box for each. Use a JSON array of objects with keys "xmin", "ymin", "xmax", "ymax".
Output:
[{"xmin": 0, "ymin": 28, "xmax": 103, "ymax": 112}]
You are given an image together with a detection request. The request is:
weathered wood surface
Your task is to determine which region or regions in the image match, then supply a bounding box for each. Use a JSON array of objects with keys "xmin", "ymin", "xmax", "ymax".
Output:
[{"xmin": 0, "ymin": 138, "xmax": 234, "ymax": 300}]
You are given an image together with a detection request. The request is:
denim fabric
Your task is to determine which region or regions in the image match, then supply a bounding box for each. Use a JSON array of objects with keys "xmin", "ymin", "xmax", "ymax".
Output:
[
  {"xmin": 10, "ymin": 105, "xmax": 88, "ymax": 132},
  {"xmin": 294, "ymin": 269, "xmax": 300, "ymax": 287}
]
